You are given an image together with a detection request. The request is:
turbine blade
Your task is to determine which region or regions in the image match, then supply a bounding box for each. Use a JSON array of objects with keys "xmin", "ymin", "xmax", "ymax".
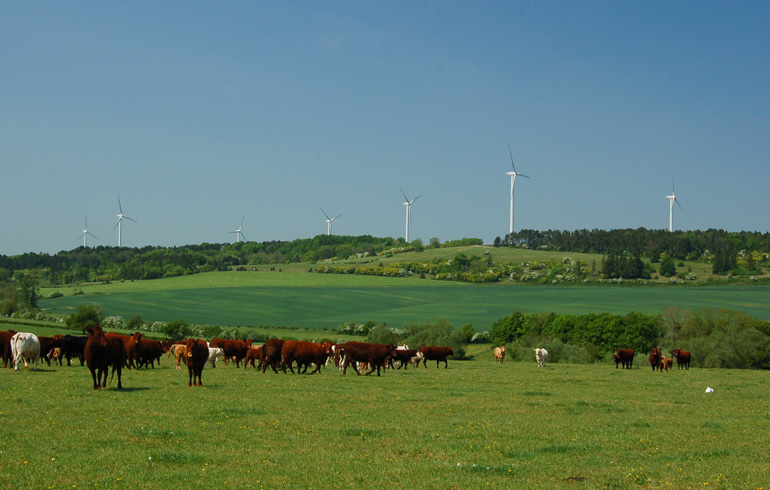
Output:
[
  {"xmin": 124, "ymin": 215, "xmax": 138, "ymax": 223},
  {"xmin": 241, "ymin": 215, "xmax": 245, "ymax": 227},
  {"xmin": 89, "ymin": 232, "xmax": 99, "ymax": 240},
  {"xmin": 118, "ymin": 195, "xmax": 123, "ymax": 214},
  {"xmin": 412, "ymin": 195, "xmax": 421, "ymax": 203},
  {"xmin": 400, "ymin": 187, "xmax": 409, "ymax": 202},
  {"xmin": 113, "ymin": 218, "xmax": 121, "ymax": 231},
  {"xmin": 320, "ymin": 208, "xmax": 331, "ymax": 220},
  {"xmin": 333, "ymin": 214, "xmax": 342, "ymax": 221},
  {"xmin": 675, "ymin": 198, "xmax": 682, "ymax": 210},
  {"xmin": 518, "ymin": 173, "xmax": 530, "ymax": 179},
  {"xmin": 240, "ymin": 232, "xmax": 247, "ymax": 241},
  {"xmin": 508, "ymin": 143, "xmax": 516, "ymax": 172}
]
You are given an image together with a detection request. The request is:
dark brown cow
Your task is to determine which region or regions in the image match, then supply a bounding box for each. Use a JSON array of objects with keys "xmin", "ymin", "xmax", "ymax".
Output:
[
  {"xmin": 419, "ymin": 346, "xmax": 455, "ymax": 368},
  {"xmin": 243, "ymin": 346, "xmax": 263, "ymax": 369},
  {"xmin": 84, "ymin": 326, "xmax": 126, "ymax": 390},
  {"xmin": 611, "ymin": 353, "xmax": 622, "ymax": 368},
  {"xmin": 185, "ymin": 338, "xmax": 209, "ymax": 387},
  {"xmin": 59, "ymin": 334, "xmax": 88, "ymax": 366},
  {"xmin": 1, "ymin": 330, "xmax": 17, "ymax": 368},
  {"xmin": 673, "ymin": 349, "xmax": 691, "ymax": 370},
  {"xmin": 261, "ymin": 339, "xmax": 286, "ymax": 373},
  {"xmin": 281, "ymin": 340, "xmax": 333, "ymax": 374},
  {"xmin": 649, "ymin": 347, "xmax": 662, "ymax": 371},
  {"xmin": 388, "ymin": 349, "xmax": 419, "ymax": 370},
  {"xmin": 615, "ymin": 349, "xmax": 635, "ymax": 369},
  {"xmin": 135, "ymin": 337, "xmax": 165, "ymax": 369},
  {"xmin": 340, "ymin": 342, "xmax": 397, "ymax": 376},
  {"xmin": 37, "ymin": 336, "xmax": 62, "ymax": 366},
  {"xmin": 210, "ymin": 338, "xmax": 252, "ymax": 367}
]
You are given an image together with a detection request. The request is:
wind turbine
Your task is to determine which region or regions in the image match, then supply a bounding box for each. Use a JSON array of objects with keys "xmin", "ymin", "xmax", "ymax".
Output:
[
  {"xmin": 506, "ymin": 143, "xmax": 529, "ymax": 235},
  {"xmin": 113, "ymin": 195, "xmax": 137, "ymax": 247},
  {"xmin": 321, "ymin": 208, "xmax": 342, "ymax": 236},
  {"xmin": 400, "ymin": 188, "xmax": 421, "ymax": 243},
  {"xmin": 78, "ymin": 215, "xmax": 98, "ymax": 247},
  {"xmin": 666, "ymin": 180, "xmax": 682, "ymax": 232},
  {"xmin": 229, "ymin": 216, "xmax": 247, "ymax": 242}
]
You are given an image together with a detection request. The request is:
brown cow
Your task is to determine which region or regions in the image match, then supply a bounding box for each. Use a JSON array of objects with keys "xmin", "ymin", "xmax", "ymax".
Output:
[
  {"xmin": 649, "ymin": 347, "xmax": 662, "ymax": 371},
  {"xmin": 168, "ymin": 344, "xmax": 187, "ymax": 370},
  {"xmin": 419, "ymin": 346, "xmax": 455, "ymax": 368},
  {"xmin": 135, "ymin": 337, "xmax": 165, "ymax": 369},
  {"xmin": 243, "ymin": 346, "xmax": 263, "ymax": 369},
  {"xmin": 340, "ymin": 342, "xmax": 397, "ymax": 376},
  {"xmin": 261, "ymin": 339, "xmax": 286, "ymax": 373},
  {"xmin": 388, "ymin": 349, "xmax": 420, "ymax": 370},
  {"xmin": 1, "ymin": 329, "xmax": 17, "ymax": 368},
  {"xmin": 658, "ymin": 356, "xmax": 673, "ymax": 372},
  {"xmin": 673, "ymin": 349, "xmax": 691, "ymax": 370},
  {"xmin": 210, "ymin": 338, "xmax": 252, "ymax": 367},
  {"xmin": 84, "ymin": 326, "xmax": 126, "ymax": 390},
  {"xmin": 281, "ymin": 340, "xmax": 333, "ymax": 374},
  {"xmin": 185, "ymin": 338, "xmax": 209, "ymax": 387},
  {"xmin": 615, "ymin": 349, "xmax": 635, "ymax": 369},
  {"xmin": 493, "ymin": 346, "xmax": 506, "ymax": 364}
]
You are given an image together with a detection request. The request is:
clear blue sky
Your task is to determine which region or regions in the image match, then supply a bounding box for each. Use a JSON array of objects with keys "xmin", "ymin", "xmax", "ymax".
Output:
[{"xmin": 2, "ymin": 1, "xmax": 768, "ymax": 256}]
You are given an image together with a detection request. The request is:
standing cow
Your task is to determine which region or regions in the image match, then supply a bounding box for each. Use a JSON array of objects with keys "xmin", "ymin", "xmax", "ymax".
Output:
[
  {"xmin": 493, "ymin": 346, "xmax": 506, "ymax": 364},
  {"xmin": 534, "ymin": 348, "xmax": 548, "ymax": 367},
  {"xmin": 281, "ymin": 340, "xmax": 333, "ymax": 374},
  {"xmin": 615, "ymin": 349, "xmax": 635, "ymax": 369},
  {"xmin": 185, "ymin": 338, "xmax": 209, "ymax": 387},
  {"xmin": 1, "ymin": 329, "xmax": 18, "ymax": 368},
  {"xmin": 340, "ymin": 342, "xmax": 397, "ymax": 376},
  {"xmin": 84, "ymin": 326, "xmax": 126, "ymax": 390},
  {"xmin": 419, "ymin": 346, "xmax": 455, "ymax": 369},
  {"xmin": 11, "ymin": 332, "xmax": 41, "ymax": 371},
  {"xmin": 673, "ymin": 349, "xmax": 691, "ymax": 370},
  {"xmin": 649, "ymin": 347, "xmax": 662, "ymax": 371}
]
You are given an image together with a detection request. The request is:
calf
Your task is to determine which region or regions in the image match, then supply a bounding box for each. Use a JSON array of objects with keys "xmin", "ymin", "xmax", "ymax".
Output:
[
  {"xmin": 84, "ymin": 326, "xmax": 126, "ymax": 390},
  {"xmin": 658, "ymin": 356, "xmax": 673, "ymax": 372},
  {"xmin": 534, "ymin": 347, "xmax": 548, "ymax": 367},
  {"xmin": 168, "ymin": 343, "xmax": 187, "ymax": 370},
  {"xmin": 419, "ymin": 346, "xmax": 455, "ymax": 369},
  {"xmin": 493, "ymin": 346, "xmax": 506, "ymax": 364},
  {"xmin": 388, "ymin": 348, "xmax": 420, "ymax": 370},
  {"xmin": 243, "ymin": 346, "xmax": 263, "ymax": 369},
  {"xmin": 11, "ymin": 332, "xmax": 41, "ymax": 371},
  {"xmin": 185, "ymin": 338, "xmax": 209, "ymax": 387}
]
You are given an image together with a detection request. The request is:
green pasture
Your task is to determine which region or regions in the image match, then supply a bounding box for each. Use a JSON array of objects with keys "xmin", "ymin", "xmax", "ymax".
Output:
[
  {"xmin": 40, "ymin": 270, "xmax": 770, "ymax": 328},
  {"xmin": 1, "ymin": 349, "xmax": 768, "ymax": 489}
]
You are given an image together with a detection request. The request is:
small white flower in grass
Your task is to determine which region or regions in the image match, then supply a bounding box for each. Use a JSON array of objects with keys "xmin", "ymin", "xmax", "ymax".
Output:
[{"xmin": 148, "ymin": 457, "xmax": 152, "ymax": 461}]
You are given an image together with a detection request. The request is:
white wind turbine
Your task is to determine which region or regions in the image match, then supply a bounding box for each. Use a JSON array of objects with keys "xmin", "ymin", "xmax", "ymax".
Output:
[
  {"xmin": 506, "ymin": 143, "xmax": 529, "ymax": 235},
  {"xmin": 400, "ymin": 188, "xmax": 421, "ymax": 243},
  {"xmin": 78, "ymin": 215, "xmax": 98, "ymax": 247},
  {"xmin": 229, "ymin": 216, "xmax": 247, "ymax": 242},
  {"xmin": 666, "ymin": 180, "xmax": 682, "ymax": 232},
  {"xmin": 321, "ymin": 208, "xmax": 342, "ymax": 236},
  {"xmin": 113, "ymin": 195, "xmax": 137, "ymax": 247}
]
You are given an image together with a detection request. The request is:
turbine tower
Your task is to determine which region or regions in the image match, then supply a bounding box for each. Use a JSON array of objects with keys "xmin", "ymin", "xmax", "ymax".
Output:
[
  {"xmin": 114, "ymin": 195, "xmax": 137, "ymax": 247},
  {"xmin": 400, "ymin": 188, "xmax": 421, "ymax": 243},
  {"xmin": 79, "ymin": 215, "xmax": 98, "ymax": 247},
  {"xmin": 229, "ymin": 216, "xmax": 247, "ymax": 242},
  {"xmin": 321, "ymin": 208, "xmax": 342, "ymax": 236},
  {"xmin": 666, "ymin": 181, "xmax": 682, "ymax": 232},
  {"xmin": 506, "ymin": 143, "xmax": 529, "ymax": 235}
]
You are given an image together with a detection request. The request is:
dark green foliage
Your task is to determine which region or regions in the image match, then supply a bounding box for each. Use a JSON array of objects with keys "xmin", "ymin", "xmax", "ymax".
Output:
[
  {"xmin": 601, "ymin": 249, "xmax": 651, "ymax": 279},
  {"xmin": 163, "ymin": 318, "xmax": 192, "ymax": 341},
  {"xmin": 14, "ymin": 272, "xmax": 39, "ymax": 310},
  {"xmin": 659, "ymin": 255, "xmax": 677, "ymax": 277},
  {"xmin": 712, "ymin": 239, "xmax": 738, "ymax": 274},
  {"xmin": 366, "ymin": 324, "xmax": 400, "ymax": 345},
  {"xmin": 65, "ymin": 303, "xmax": 104, "ymax": 331},
  {"xmin": 403, "ymin": 318, "xmax": 467, "ymax": 359}
]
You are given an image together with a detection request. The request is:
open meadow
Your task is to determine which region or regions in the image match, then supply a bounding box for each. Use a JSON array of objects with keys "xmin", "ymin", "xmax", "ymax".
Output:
[{"xmin": 1, "ymin": 347, "xmax": 768, "ymax": 490}]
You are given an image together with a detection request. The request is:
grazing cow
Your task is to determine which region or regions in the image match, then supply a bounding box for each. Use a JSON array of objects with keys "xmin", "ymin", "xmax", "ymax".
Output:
[
  {"xmin": 11, "ymin": 332, "xmax": 41, "ymax": 371},
  {"xmin": 419, "ymin": 346, "xmax": 455, "ymax": 369},
  {"xmin": 1, "ymin": 329, "xmax": 18, "ymax": 368},
  {"xmin": 340, "ymin": 342, "xmax": 397, "ymax": 376},
  {"xmin": 168, "ymin": 344, "xmax": 187, "ymax": 370},
  {"xmin": 261, "ymin": 339, "xmax": 286, "ymax": 373},
  {"xmin": 59, "ymin": 334, "xmax": 88, "ymax": 366},
  {"xmin": 388, "ymin": 348, "xmax": 420, "ymax": 370},
  {"xmin": 615, "ymin": 349, "xmax": 635, "ymax": 369},
  {"xmin": 210, "ymin": 338, "xmax": 252, "ymax": 367},
  {"xmin": 243, "ymin": 346, "xmax": 263, "ymax": 369},
  {"xmin": 185, "ymin": 338, "xmax": 209, "ymax": 387},
  {"xmin": 649, "ymin": 347, "xmax": 662, "ymax": 372},
  {"xmin": 281, "ymin": 340, "xmax": 333, "ymax": 374},
  {"xmin": 494, "ymin": 346, "xmax": 506, "ymax": 364},
  {"xmin": 534, "ymin": 348, "xmax": 548, "ymax": 367},
  {"xmin": 673, "ymin": 349, "xmax": 691, "ymax": 370},
  {"xmin": 84, "ymin": 326, "xmax": 126, "ymax": 390}
]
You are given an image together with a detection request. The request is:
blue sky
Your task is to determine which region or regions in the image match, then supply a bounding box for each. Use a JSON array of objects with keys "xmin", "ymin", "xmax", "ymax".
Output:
[{"xmin": 2, "ymin": 1, "xmax": 768, "ymax": 256}]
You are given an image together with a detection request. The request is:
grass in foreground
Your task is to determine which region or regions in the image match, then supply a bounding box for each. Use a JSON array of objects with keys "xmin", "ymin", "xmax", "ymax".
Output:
[{"xmin": 1, "ymin": 353, "xmax": 768, "ymax": 489}]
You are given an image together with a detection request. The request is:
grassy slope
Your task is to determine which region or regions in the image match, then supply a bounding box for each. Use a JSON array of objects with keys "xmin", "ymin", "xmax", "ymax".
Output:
[{"xmin": 1, "ymin": 355, "xmax": 767, "ymax": 489}]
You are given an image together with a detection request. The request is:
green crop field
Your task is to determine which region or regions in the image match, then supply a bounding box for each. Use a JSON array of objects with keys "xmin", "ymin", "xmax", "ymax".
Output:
[
  {"xmin": 1, "ymin": 347, "xmax": 768, "ymax": 489},
  {"xmin": 40, "ymin": 270, "xmax": 770, "ymax": 328}
]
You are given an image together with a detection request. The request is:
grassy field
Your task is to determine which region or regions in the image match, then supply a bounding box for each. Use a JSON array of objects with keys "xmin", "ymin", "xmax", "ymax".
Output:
[
  {"xmin": 1, "ymin": 345, "xmax": 768, "ymax": 489},
  {"xmin": 40, "ymin": 269, "xmax": 770, "ymax": 328}
]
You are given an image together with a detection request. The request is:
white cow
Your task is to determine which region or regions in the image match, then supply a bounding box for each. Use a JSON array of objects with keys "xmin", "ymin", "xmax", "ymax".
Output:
[
  {"xmin": 11, "ymin": 332, "xmax": 41, "ymax": 371},
  {"xmin": 534, "ymin": 348, "xmax": 548, "ymax": 368},
  {"xmin": 206, "ymin": 347, "xmax": 225, "ymax": 368}
]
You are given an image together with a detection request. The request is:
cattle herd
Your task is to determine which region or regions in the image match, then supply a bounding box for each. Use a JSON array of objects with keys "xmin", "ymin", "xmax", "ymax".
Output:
[
  {"xmin": 0, "ymin": 327, "xmax": 456, "ymax": 389},
  {"xmin": 2, "ymin": 327, "xmax": 694, "ymax": 390}
]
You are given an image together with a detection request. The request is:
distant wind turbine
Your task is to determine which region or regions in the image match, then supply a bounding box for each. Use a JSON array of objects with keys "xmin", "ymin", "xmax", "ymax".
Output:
[
  {"xmin": 78, "ymin": 215, "xmax": 98, "ymax": 247},
  {"xmin": 229, "ymin": 216, "xmax": 247, "ymax": 242},
  {"xmin": 506, "ymin": 143, "xmax": 529, "ymax": 235},
  {"xmin": 321, "ymin": 208, "xmax": 342, "ymax": 236},
  {"xmin": 113, "ymin": 195, "xmax": 137, "ymax": 247},
  {"xmin": 666, "ymin": 180, "xmax": 682, "ymax": 232},
  {"xmin": 400, "ymin": 188, "xmax": 421, "ymax": 243}
]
